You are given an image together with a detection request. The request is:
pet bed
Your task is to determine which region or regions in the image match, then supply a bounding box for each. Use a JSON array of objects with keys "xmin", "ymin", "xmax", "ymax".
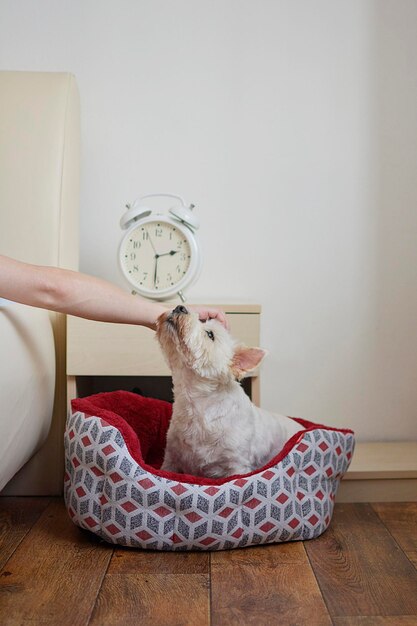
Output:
[{"xmin": 64, "ymin": 391, "xmax": 354, "ymax": 551}]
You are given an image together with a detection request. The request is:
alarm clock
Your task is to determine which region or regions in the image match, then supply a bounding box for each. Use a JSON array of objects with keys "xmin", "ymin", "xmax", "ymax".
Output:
[{"xmin": 119, "ymin": 193, "xmax": 202, "ymax": 302}]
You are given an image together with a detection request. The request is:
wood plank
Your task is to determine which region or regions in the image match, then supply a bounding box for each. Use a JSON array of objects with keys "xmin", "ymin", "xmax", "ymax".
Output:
[
  {"xmin": 103, "ymin": 547, "xmax": 209, "ymax": 574},
  {"xmin": 0, "ymin": 497, "xmax": 50, "ymax": 569},
  {"xmin": 89, "ymin": 549, "xmax": 209, "ymax": 626},
  {"xmin": 333, "ymin": 617, "xmax": 417, "ymax": 625},
  {"xmin": 372, "ymin": 502, "xmax": 417, "ymax": 569},
  {"xmin": 0, "ymin": 498, "xmax": 113, "ymax": 626},
  {"xmin": 211, "ymin": 542, "xmax": 332, "ymax": 625},
  {"xmin": 304, "ymin": 503, "xmax": 417, "ymax": 618}
]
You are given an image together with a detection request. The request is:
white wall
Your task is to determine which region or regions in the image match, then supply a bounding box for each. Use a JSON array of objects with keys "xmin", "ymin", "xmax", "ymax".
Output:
[{"xmin": 1, "ymin": 0, "xmax": 416, "ymax": 441}]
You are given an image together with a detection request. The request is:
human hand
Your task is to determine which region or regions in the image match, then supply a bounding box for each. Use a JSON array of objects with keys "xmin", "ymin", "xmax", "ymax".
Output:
[{"xmin": 189, "ymin": 306, "xmax": 229, "ymax": 330}]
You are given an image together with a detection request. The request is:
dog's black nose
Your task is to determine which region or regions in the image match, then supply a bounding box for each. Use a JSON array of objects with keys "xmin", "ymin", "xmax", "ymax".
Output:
[{"xmin": 173, "ymin": 305, "xmax": 188, "ymax": 315}]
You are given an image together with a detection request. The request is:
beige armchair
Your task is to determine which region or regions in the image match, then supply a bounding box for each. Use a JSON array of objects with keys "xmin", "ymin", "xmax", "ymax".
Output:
[{"xmin": 0, "ymin": 71, "xmax": 80, "ymax": 494}]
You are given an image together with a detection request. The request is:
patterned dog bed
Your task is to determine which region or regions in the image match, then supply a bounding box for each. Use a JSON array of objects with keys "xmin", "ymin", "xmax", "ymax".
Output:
[{"xmin": 64, "ymin": 391, "xmax": 355, "ymax": 551}]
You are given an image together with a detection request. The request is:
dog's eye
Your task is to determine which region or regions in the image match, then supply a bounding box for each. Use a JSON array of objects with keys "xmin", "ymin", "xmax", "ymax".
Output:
[{"xmin": 206, "ymin": 330, "xmax": 215, "ymax": 341}]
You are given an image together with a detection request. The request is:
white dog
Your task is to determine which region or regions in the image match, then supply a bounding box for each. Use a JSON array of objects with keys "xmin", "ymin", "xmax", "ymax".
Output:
[{"xmin": 156, "ymin": 305, "xmax": 303, "ymax": 478}]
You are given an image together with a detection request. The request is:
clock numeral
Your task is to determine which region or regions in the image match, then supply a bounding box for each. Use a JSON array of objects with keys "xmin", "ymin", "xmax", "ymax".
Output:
[
  {"xmin": 142, "ymin": 231, "xmax": 149, "ymax": 241},
  {"xmin": 133, "ymin": 241, "xmax": 141, "ymax": 249},
  {"xmin": 167, "ymin": 272, "xmax": 173, "ymax": 282},
  {"xmin": 132, "ymin": 265, "xmax": 139, "ymax": 273},
  {"xmin": 180, "ymin": 252, "xmax": 186, "ymax": 261},
  {"xmin": 142, "ymin": 272, "xmax": 148, "ymax": 280},
  {"xmin": 130, "ymin": 252, "xmax": 136, "ymax": 261},
  {"xmin": 176, "ymin": 265, "xmax": 181, "ymax": 274},
  {"xmin": 155, "ymin": 227, "xmax": 163, "ymax": 237}
]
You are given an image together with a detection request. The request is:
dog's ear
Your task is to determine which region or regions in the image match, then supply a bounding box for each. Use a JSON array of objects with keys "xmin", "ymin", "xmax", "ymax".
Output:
[{"xmin": 231, "ymin": 346, "xmax": 267, "ymax": 380}]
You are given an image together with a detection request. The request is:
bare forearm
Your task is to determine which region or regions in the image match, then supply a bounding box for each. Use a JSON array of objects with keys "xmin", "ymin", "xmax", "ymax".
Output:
[
  {"xmin": 0, "ymin": 256, "xmax": 168, "ymax": 329},
  {"xmin": 0, "ymin": 255, "xmax": 229, "ymax": 330},
  {"xmin": 47, "ymin": 268, "xmax": 168, "ymax": 329}
]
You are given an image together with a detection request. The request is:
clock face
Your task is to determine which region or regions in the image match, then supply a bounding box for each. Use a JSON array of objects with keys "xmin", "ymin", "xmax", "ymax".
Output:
[{"xmin": 120, "ymin": 219, "xmax": 193, "ymax": 294}]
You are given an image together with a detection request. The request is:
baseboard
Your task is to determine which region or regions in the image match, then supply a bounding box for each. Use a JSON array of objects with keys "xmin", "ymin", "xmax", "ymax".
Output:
[{"xmin": 337, "ymin": 442, "xmax": 417, "ymax": 502}]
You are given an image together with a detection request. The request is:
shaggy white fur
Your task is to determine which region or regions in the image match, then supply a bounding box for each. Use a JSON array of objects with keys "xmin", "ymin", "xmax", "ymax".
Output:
[{"xmin": 156, "ymin": 306, "xmax": 304, "ymax": 478}]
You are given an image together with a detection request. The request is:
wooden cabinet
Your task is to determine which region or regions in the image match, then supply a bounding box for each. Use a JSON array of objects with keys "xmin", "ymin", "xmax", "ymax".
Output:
[{"xmin": 67, "ymin": 304, "xmax": 262, "ymax": 404}]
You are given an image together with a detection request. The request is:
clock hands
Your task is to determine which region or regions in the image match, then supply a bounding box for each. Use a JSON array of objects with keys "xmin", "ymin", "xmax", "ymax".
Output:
[
  {"xmin": 146, "ymin": 228, "xmax": 179, "ymax": 287},
  {"xmin": 148, "ymin": 232, "xmax": 177, "ymax": 255},
  {"xmin": 158, "ymin": 250, "xmax": 178, "ymax": 258},
  {"xmin": 153, "ymin": 251, "xmax": 178, "ymax": 287},
  {"xmin": 146, "ymin": 230, "xmax": 159, "ymax": 288},
  {"xmin": 153, "ymin": 256, "xmax": 159, "ymax": 287}
]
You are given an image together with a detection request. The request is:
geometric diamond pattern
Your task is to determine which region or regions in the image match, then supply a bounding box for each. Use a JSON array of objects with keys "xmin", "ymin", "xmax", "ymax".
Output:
[{"xmin": 64, "ymin": 410, "xmax": 355, "ymax": 551}]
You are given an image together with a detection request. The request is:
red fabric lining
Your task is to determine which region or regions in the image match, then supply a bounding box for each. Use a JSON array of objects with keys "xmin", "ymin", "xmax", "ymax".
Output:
[{"xmin": 71, "ymin": 391, "xmax": 354, "ymax": 487}]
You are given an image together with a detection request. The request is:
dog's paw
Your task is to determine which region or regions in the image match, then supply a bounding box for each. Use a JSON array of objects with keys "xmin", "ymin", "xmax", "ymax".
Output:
[{"xmin": 161, "ymin": 461, "xmax": 180, "ymax": 473}]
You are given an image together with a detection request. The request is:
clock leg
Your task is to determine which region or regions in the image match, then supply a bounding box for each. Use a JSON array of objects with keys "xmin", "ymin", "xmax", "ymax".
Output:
[{"xmin": 177, "ymin": 290, "xmax": 186, "ymax": 303}]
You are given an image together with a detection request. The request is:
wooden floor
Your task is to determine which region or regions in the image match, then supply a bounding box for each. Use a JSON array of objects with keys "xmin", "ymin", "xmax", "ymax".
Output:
[{"xmin": 0, "ymin": 499, "xmax": 416, "ymax": 625}]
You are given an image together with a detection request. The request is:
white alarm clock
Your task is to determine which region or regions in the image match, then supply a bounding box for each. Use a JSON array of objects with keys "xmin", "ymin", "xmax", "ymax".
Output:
[{"xmin": 119, "ymin": 193, "xmax": 202, "ymax": 302}]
